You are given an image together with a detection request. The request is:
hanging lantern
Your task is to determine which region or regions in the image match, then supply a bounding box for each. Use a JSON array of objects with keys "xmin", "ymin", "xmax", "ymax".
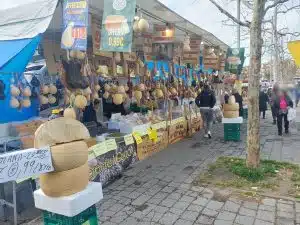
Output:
[
  {"xmin": 49, "ymin": 84, "xmax": 57, "ymax": 95},
  {"xmin": 10, "ymin": 97, "xmax": 20, "ymax": 108},
  {"xmin": 138, "ymin": 18, "xmax": 149, "ymax": 33},
  {"xmin": 10, "ymin": 85, "xmax": 20, "ymax": 96},
  {"xmin": 22, "ymin": 98, "xmax": 31, "ymax": 108},
  {"xmin": 113, "ymin": 94, "xmax": 124, "ymax": 105},
  {"xmin": 23, "ymin": 86, "xmax": 32, "ymax": 97},
  {"xmin": 74, "ymin": 95, "xmax": 87, "ymax": 109}
]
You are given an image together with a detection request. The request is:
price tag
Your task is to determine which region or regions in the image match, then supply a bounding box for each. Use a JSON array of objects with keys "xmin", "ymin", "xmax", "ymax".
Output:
[
  {"xmin": 124, "ymin": 134, "xmax": 134, "ymax": 146},
  {"xmin": 88, "ymin": 151, "xmax": 96, "ymax": 161},
  {"xmin": 132, "ymin": 132, "xmax": 143, "ymax": 145},
  {"xmin": 105, "ymin": 139, "xmax": 117, "ymax": 151},
  {"xmin": 91, "ymin": 142, "xmax": 108, "ymax": 157}
]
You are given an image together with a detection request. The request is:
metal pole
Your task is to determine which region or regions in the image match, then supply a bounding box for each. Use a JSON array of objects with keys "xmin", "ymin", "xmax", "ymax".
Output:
[
  {"xmin": 237, "ymin": 0, "xmax": 241, "ymax": 80},
  {"xmin": 237, "ymin": 0, "xmax": 241, "ymax": 50},
  {"xmin": 273, "ymin": 6, "xmax": 278, "ymax": 83}
]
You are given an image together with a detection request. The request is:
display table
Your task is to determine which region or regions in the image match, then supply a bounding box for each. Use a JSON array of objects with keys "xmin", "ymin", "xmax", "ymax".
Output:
[
  {"xmin": 222, "ymin": 117, "xmax": 243, "ymax": 141},
  {"xmin": 34, "ymin": 182, "xmax": 103, "ymax": 224}
]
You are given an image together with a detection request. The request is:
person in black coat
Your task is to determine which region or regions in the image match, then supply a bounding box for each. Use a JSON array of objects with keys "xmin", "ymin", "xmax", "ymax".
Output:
[
  {"xmin": 232, "ymin": 88, "xmax": 243, "ymax": 117},
  {"xmin": 259, "ymin": 90, "xmax": 269, "ymax": 119},
  {"xmin": 195, "ymin": 84, "xmax": 216, "ymax": 138},
  {"xmin": 82, "ymin": 99, "xmax": 100, "ymax": 125}
]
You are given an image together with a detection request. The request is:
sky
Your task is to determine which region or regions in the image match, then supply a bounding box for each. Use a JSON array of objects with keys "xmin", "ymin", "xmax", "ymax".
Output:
[{"xmin": 158, "ymin": 0, "xmax": 300, "ymax": 65}]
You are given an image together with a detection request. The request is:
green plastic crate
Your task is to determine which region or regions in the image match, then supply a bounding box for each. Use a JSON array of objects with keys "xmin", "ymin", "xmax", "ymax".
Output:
[
  {"xmin": 243, "ymin": 108, "xmax": 248, "ymax": 119},
  {"xmin": 43, "ymin": 205, "xmax": 98, "ymax": 225},
  {"xmin": 224, "ymin": 130, "xmax": 240, "ymax": 141},
  {"xmin": 224, "ymin": 123, "xmax": 240, "ymax": 132}
]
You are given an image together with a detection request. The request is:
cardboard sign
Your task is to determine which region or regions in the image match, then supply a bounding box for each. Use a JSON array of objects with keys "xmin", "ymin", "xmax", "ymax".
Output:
[
  {"xmin": 124, "ymin": 134, "xmax": 134, "ymax": 146},
  {"xmin": 0, "ymin": 147, "xmax": 53, "ymax": 183},
  {"xmin": 105, "ymin": 139, "xmax": 117, "ymax": 151},
  {"xmin": 169, "ymin": 120, "xmax": 187, "ymax": 144},
  {"xmin": 90, "ymin": 142, "xmax": 108, "ymax": 157},
  {"xmin": 132, "ymin": 132, "xmax": 143, "ymax": 144}
]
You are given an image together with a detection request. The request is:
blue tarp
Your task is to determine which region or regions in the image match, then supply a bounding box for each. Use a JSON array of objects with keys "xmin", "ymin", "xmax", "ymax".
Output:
[{"xmin": 0, "ymin": 35, "xmax": 41, "ymax": 124}]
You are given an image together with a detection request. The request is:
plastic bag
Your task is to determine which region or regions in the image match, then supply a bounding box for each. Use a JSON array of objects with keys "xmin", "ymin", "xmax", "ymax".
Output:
[{"xmin": 288, "ymin": 107, "xmax": 296, "ymax": 121}]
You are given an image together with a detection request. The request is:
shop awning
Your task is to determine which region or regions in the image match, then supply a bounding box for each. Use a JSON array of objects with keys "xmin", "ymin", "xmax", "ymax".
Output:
[{"xmin": 0, "ymin": 0, "xmax": 58, "ymax": 41}]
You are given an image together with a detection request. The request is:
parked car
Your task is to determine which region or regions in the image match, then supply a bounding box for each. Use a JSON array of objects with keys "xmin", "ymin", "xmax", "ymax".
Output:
[{"xmin": 24, "ymin": 59, "xmax": 51, "ymax": 86}]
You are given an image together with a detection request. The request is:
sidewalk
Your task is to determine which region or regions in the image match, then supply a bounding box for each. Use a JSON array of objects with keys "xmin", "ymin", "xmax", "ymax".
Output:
[{"xmin": 27, "ymin": 110, "xmax": 300, "ymax": 225}]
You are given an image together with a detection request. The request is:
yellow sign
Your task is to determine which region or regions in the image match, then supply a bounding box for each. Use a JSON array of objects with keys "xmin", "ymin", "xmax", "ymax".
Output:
[
  {"xmin": 124, "ymin": 134, "xmax": 134, "ymax": 146},
  {"xmin": 148, "ymin": 128, "xmax": 158, "ymax": 143},
  {"xmin": 91, "ymin": 142, "xmax": 108, "ymax": 157},
  {"xmin": 288, "ymin": 41, "xmax": 300, "ymax": 66},
  {"xmin": 105, "ymin": 139, "xmax": 117, "ymax": 151},
  {"xmin": 132, "ymin": 132, "xmax": 143, "ymax": 145}
]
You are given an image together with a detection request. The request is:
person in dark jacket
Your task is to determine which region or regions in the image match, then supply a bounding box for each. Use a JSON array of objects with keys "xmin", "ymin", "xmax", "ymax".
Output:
[
  {"xmin": 274, "ymin": 90, "xmax": 293, "ymax": 136},
  {"xmin": 232, "ymin": 88, "xmax": 243, "ymax": 117},
  {"xmin": 82, "ymin": 99, "xmax": 100, "ymax": 125},
  {"xmin": 259, "ymin": 89, "xmax": 269, "ymax": 119},
  {"xmin": 270, "ymin": 84, "xmax": 279, "ymax": 124},
  {"xmin": 195, "ymin": 84, "xmax": 216, "ymax": 139}
]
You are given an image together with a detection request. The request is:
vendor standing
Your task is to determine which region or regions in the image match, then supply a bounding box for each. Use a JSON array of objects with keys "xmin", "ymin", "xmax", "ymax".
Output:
[{"xmin": 82, "ymin": 99, "xmax": 101, "ymax": 125}]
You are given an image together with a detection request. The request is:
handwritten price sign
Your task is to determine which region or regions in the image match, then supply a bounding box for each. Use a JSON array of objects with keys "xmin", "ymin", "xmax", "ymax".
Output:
[{"xmin": 0, "ymin": 147, "xmax": 53, "ymax": 183}]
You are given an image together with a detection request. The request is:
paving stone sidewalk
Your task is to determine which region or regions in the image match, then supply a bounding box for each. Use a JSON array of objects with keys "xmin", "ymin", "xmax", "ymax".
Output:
[{"xmin": 26, "ymin": 110, "xmax": 300, "ymax": 225}]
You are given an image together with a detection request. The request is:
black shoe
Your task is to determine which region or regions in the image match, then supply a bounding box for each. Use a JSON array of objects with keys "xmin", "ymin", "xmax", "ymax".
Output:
[
  {"xmin": 208, "ymin": 132, "xmax": 212, "ymax": 139},
  {"xmin": 285, "ymin": 130, "xmax": 289, "ymax": 134},
  {"xmin": 278, "ymin": 132, "xmax": 282, "ymax": 136},
  {"xmin": 273, "ymin": 120, "xmax": 276, "ymax": 125}
]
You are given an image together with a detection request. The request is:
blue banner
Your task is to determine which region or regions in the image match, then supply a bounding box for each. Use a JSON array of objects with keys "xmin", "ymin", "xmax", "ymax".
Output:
[{"xmin": 61, "ymin": 0, "xmax": 88, "ymax": 51}]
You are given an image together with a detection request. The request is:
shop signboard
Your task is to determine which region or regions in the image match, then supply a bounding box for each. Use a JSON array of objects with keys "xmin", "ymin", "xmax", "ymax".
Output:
[
  {"xmin": 225, "ymin": 48, "xmax": 245, "ymax": 75},
  {"xmin": 61, "ymin": 0, "xmax": 89, "ymax": 51},
  {"xmin": 288, "ymin": 41, "xmax": 300, "ymax": 66},
  {"xmin": 88, "ymin": 139, "xmax": 137, "ymax": 186},
  {"xmin": 153, "ymin": 24, "xmax": 175, "ymax": 43},
  {"xmin": 100, "ymin": 0, "xmax": 136, "ymax": 52}
]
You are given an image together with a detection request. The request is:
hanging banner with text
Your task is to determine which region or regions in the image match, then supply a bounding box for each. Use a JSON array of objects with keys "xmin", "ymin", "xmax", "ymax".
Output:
[
  {"xmin": 225, "ymin": 48, "xmax": 245, "ymax": 75},
  {"xmin": 100, "ymin": 0, "xmax": 136, "ymax": 52},
  {"xmin": 0, "ymin": 147, "xmax": 53, "ymax": 183},
  {"xmin": 61, "ymin": 0, "xmax": 89, "ymax": 51}
]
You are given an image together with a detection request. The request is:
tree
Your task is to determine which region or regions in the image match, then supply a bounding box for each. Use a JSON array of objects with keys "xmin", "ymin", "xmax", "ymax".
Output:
[{"xmin": 208, "ymin": 0, "xmax": 300, "ymax": 168}]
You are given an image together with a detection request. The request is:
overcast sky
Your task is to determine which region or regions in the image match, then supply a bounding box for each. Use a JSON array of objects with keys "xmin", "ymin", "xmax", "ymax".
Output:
[{"xmin": 159, "ymin": 0, "xmax": 300, "ymax": 65}]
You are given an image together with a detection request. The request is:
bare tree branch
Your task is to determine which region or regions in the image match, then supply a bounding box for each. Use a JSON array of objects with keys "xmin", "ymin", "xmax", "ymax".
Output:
[
  {"xmin": 208, "ymin": 0, "xmax": 251, "ymax": 27},
  {"xmin": 264, "ymin": 0, "xmax": 289, "ymax": 15},
  {"xmin": 277, "ymin": 5, "xmax": 300, "ymax": 14}
]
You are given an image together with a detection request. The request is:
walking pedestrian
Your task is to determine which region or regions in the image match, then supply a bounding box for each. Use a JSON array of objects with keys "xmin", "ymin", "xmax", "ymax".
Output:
[
  {"xmin": 259, "ymin": 89, "xmax": 269, "ymax": 119},
  {"xmin": 195, "ymin": 84, "xmax": 216, "ymax": 139},
  {"xmin": 270, "ymin": 84, "xmax": 279, "ymax": 124},
  {"xmin": 274, "ymin": 90, "xmax": 293, "ymax": 136},
  {"xmin": 232, "ymin": 88, "xmax": 243, "ymax": 117}
]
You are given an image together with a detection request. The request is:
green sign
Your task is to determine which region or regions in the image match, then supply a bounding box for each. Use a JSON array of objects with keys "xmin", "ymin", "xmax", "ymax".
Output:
[
  {"xmin": 100, "ymin": 0, "xmax": 136, "ymax": 52},
  {"xmin": 225, "ymin": 48, "xmax": 245, "ymax": 75}
]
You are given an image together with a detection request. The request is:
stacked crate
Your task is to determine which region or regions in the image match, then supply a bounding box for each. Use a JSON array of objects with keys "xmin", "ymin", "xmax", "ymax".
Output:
[{"xmin": 222, "ymin": 117, "xmax": 243, "ymax": 142}]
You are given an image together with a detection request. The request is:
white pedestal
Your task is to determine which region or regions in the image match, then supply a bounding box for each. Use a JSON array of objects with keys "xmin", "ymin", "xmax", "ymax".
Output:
[
  {"xmin": 34, "ymin": 182, "xmax": 103, "ymax": 217},
  {"xmin": 222, "ymin": 117, "xmax": 243, "ymax": 124}
]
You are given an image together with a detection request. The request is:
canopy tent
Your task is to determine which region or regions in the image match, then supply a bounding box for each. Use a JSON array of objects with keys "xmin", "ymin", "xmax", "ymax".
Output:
[
  {"xmin": 0, "ymin": 35, "xmax": 41, "ymax": 124},
  {"xmin": 0, "ymin": 0, "xmax": 58, "ymax": 124}
]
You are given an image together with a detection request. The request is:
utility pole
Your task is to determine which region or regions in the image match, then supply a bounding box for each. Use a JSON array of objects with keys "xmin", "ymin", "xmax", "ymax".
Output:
[
  {"xmin": 273, "ymin": 5, "xmax": 279, "ymax": 83},
  {"xmin": 237, "ymin": 0, "xmax": 241, "ymax": 80}
]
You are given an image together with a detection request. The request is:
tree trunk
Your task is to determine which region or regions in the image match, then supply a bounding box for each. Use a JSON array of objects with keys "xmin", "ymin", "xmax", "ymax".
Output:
[{"xmin": 246, "ymin": 0, "xmax": 266, "ymax": 168}]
